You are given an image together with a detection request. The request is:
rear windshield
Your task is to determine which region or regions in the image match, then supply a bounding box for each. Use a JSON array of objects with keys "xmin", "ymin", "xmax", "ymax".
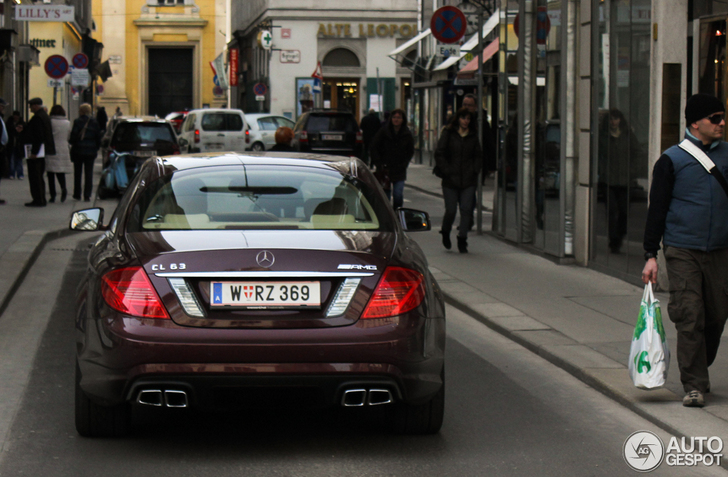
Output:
[
  {"xmin": 305, "ymin": 114, "xmax": 358, "ymax": 133},
  {"xmin": 127, "ymin": 164, "xmax": 393, "ymax": 232},
  {"xmin": 201, "ymin": 113, "xmax": 244, "ymax": 132},
  {"xmin": 112, "ymin": 123, "xmax": 175, "ymax": 145}
]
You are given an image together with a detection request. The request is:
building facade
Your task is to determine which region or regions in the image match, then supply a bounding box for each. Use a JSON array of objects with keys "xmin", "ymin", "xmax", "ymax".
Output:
[
  {"xmin": 1, "ymin": 1, "xmax": 95, "ymax": 121},
  {"xmin": 94, "ymin": 0, "xmax": 228, "ymax": 117},
  {"xmin": 230, "ymin": 0, "xmax": 417, "ymax": 123}
]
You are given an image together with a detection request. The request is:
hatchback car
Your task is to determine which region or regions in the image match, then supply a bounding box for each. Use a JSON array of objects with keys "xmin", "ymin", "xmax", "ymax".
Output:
[
  {"xmin": 245, "ymin": 113, "xmax": 296, "ymax": 151},
  {"xmin": 178, "ymin": 108, "xmax": 248, "ymax": 153},
  {"xmin": 98, "ymin": 118, "xmax": 180, "ymax": 196},
  {"xmin": 292, "ymin": 110, "xmax": 363, "ymax": 157},
  {"xmin": 70, "ymin": 152, "xmax": 445, "ymax": 437}
]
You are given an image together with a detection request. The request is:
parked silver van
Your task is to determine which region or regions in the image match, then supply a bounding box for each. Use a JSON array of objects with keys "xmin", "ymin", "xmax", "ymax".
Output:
[{"xmin": 178, "ymin": 108, "xmax": 248, "ymax": 153}]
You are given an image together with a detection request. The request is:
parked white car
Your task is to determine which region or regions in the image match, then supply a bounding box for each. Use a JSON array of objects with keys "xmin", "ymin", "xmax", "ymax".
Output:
[
  {"xmin": 245, "ymin": 113, "xmax": 296, "ymax": 151},
  {"xmin": 178, "ymin": 108, "xmax": 248, "ymax": 153}
]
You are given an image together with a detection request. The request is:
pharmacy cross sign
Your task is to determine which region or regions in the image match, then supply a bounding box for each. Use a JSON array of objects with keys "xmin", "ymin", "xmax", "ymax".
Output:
[
  {"xmin": 259, "ymin": 30, "xmax": 272, "ymax": 50},
  {"xmin": 430, "ymin": 6, "xmax": 467, "ymax": 44}
]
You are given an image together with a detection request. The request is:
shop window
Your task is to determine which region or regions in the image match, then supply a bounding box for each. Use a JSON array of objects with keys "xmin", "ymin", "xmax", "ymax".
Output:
[{"xmin": 323, "ymin": 48, "xmax": 360, "ymax": 67}]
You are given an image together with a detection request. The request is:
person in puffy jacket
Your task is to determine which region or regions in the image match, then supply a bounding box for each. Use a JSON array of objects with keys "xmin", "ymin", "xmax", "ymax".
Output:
[
  {"xmin": 69, "ymin": 103, "xmax": 102, "ymax": 202},
  {"xmin": 435, "ymin": 107, "xmax": 482, "ymax": 253},
  {"xmin": 369, "ymin": 108, "xmax": 414, "ymax": 209}
]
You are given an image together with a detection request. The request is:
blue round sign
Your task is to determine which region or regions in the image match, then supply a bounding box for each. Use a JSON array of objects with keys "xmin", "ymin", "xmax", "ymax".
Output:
[
  {"xmin": 253, "ymin": 83, "xmax": 267, "ymax": 96},
  {"xmin": 45, "ymin": 55, "xmax": 69, "ymax": 79}
]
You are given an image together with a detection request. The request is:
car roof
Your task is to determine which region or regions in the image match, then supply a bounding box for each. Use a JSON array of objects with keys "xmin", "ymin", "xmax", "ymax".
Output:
[
  {"xmin": 115, "ymin": 116, "xmax": 170, "ymax": 124},
  {"xmin": 186, "ymin": 108, "xmax": 244, "ymax": 114},
  {"xmin": 245, "ymin": 113, "xmax": 292, "ymax": 120},
  {"xmin": 153, "ymin": 151, "xmax": 359, "ymax": 176}
]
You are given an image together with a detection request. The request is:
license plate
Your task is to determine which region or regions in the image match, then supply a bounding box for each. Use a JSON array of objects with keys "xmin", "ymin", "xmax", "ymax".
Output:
[
  {"xmin": 210, "ymin": 281, "xmax": 321, "ymax": 308},
  {"xmin": 134, "ymin": 150, "xmax": 157, "ymax": 157},
  {"xmin": 322, "ymin": 134, "xmax": 343, "ymax": 141},
  {"xmin": 206, "ymin": 143, "xmax": 224, "ymax": 150}
]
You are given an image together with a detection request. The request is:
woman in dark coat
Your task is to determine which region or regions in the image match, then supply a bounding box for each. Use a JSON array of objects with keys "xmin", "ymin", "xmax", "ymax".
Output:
[
  {"xmin": 434, "ymin": 107, "xmax": 482, "ymax": 253},
  {"xmin": 70, "ymin": 103, "xmax": 102, "ymax": 202},
  {"xmin": 369, "ymin": 108, "xmax": 414, "ymax": 209}
]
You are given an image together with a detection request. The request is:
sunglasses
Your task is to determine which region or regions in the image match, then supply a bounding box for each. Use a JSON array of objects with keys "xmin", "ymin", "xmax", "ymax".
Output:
[{"xmin": 707, "ymin": 113, "xmax": 725, "ymax": 124}]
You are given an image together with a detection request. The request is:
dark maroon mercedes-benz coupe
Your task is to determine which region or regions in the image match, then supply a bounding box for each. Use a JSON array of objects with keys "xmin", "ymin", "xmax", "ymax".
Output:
[{"xmin": 70, "ymin": 152, "xmax": 445, "ymax": 437}]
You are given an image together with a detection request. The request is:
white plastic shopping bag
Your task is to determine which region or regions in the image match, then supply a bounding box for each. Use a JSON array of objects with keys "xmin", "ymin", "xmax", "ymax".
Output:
[{"xmin": 628, "ymin": 283, "xmax": 670, "ymax": 389}]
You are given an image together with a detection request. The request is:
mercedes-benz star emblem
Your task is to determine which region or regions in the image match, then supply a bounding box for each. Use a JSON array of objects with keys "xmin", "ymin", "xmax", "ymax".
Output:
[{"xmin": 256, "ymin": 250, "xmax": 275, "ymax": 268}]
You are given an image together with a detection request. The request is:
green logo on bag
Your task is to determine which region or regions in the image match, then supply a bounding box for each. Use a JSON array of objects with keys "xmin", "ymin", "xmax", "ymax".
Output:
[{"xmin": 635, "ymin": 351, "xmax": 651, "ymax": 373}]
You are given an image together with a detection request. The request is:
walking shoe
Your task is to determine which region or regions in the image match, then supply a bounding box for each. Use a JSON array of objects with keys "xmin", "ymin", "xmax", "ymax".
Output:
[
  {"xmin": 440, "ymin": 230, "xmax": 451, "ymax": 250},
  {"xmin": 49, "ymin": 196, "xmax": 55, "ymax": 203},
  {"xmin": 683, "ymin": 390, "xmax": 705, "ymax": 407},
  {"xmin": 61, "ymin": 189, "xmax": 67, "ymax": 202},
  {"xmin": 457, "ymin": 236, "xmax": 468, "ymax": 253}
]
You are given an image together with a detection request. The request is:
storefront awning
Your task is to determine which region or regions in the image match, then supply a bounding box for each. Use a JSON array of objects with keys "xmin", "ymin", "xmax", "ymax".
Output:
[
  {"xmin": 456, "ymin": 37, "xmax": 499, "ymax": 79},
  {"xmin": 388, "ymin": 28, "xmax": 432, "ymax": 58},
  {"xmin": 432, "ymin": 9, "xmax": 499, "ymax": 72}
]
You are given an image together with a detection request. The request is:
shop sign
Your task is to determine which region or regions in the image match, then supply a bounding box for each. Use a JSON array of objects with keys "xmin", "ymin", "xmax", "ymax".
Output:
[
  {"xmin": 16, "ymin": 5, "xmax": 75, "ymax": 22},
  {"xmin": 317, "ymin": 23, "xmax": 417, "ymax": 38},
  {"xmin": 229, "ymin": 48, "xmax": 239, "ymax": 86},
  {"xmin": 280, "ymin": 50, "xmax": 300, "ymax": 64},
  {"xmin": 29, "ymin": 39, "xmax": 57, "ymax": 48},
  {"xmin": 109, "ymin": 55, "xmax": 122, "ymax": 64}
]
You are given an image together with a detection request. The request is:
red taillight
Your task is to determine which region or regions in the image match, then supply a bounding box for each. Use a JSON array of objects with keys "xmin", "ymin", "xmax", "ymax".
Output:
[
  {"xmin": 362, "ymin": 267, "xmax": 425, "ymax": 319},
  {"xmin": 101, "ymin": 267, "xmax": 169, "ymax": 319},
  {"xmin": 194, "ymin": 129, "xmax": 200, "ymax": 143},
  {"xmin": 245, "ymin": 129, "xmax": 250, "ymax": 144},
  {"xmin": 356, "ymin": 131, "xmax": 363, "ymax": 144},
  {"xmin": 299, "ymin": 130, "xmax": 308, "ymax": 143}
]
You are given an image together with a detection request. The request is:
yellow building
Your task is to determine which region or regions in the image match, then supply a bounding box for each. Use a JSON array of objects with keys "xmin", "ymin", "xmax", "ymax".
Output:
[{"xmin": 94, "ymin": 0, "xmax": 228, "ymax": 117}]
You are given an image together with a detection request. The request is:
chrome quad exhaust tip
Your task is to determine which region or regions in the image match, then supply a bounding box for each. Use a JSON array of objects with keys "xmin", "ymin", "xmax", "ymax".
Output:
[
  {"xmin": 341, "ymin": 388, "xmax": 394, "ymax": 407},
  {"xmin": 136, "ymin": 389, "xmax": 188, "ymax": 408}
]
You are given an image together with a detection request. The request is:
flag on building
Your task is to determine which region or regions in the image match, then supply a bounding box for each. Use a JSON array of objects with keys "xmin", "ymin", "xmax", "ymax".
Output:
[{"xmin": 210, "ymin": 52, "xmax": 229, "ymax": 90}]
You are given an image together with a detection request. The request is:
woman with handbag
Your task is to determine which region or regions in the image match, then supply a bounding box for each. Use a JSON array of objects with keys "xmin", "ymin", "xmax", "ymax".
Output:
[
  {"xmin": 435, "ymin": 107, "xmax": 482, "ymax": 253},
  {"xmin": 70, "ymin": 103, "xmax": 102, "ymax": 202},
  {"xmin": 369, "ymin": 109, "xmax": 414, "ymax": 209},
  {"xmin": 45, "ymin": 105, "xmax": 72, "ymax": 202}
]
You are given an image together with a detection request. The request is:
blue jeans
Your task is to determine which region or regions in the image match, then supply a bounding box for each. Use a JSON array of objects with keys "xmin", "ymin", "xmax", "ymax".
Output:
[
  {"xmin": 442, "ymin": 185, "xmax": 476, "ymax": 238},
  {"xmin": 385, "ymin": 180, "xmax": 406, "ymax": 209}
]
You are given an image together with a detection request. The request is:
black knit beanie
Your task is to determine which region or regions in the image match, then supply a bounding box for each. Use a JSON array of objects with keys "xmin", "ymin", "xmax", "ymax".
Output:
[{"xmin": 685, "ymin": 93, "xmax": 725, "ymax": 125}]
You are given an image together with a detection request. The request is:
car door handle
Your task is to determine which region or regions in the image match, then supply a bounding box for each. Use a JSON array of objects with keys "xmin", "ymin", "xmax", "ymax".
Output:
[{"xmin": 217, "ymin": 133, "xmax": 225, "ymax": 137}]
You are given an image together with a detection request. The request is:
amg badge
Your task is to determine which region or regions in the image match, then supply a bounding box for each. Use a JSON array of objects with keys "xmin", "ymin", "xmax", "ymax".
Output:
[{"xmin": 337, "ymin": 264, "xmax": 377, "ymax": 270}]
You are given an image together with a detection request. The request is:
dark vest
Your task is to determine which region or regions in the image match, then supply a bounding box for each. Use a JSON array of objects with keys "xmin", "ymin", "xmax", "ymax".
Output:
[{"xmin": 662, "ymin": 136, "xmax": 728, "ymax": 251}]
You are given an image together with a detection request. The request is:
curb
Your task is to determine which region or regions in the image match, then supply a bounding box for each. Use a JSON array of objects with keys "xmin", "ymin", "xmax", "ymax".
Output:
[
  {"xmin": 0, "ymin": 227, "xmax": 74, "ymax": 319},
  {"xmin": 441, "ymin": 290, "xmax": 728, "ymax": 471}
]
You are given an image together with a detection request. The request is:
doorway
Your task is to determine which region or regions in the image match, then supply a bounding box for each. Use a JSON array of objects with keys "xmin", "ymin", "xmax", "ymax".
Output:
[
  {"xmin": 323, "ymin": 79, "xmax": 360, "ymax": 122},
  {"xmin": 148, "ymin": 48, "xmax": 193, "ymax": 117}
]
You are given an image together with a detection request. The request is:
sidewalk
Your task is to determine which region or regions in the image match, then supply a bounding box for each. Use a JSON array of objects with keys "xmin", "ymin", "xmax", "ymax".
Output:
[
  {"xmin": 1, "ymin": 159, "xmax": 727, "ymax": 460},
  {"xmin": 405, "ymin": 162, "xmax": 728, "ymax": 454}
]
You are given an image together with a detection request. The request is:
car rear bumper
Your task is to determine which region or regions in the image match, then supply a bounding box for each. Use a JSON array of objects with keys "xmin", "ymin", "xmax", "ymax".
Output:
[{"xmin": 77, "ymin": 316, "xmax": 445, "ymax": 408}]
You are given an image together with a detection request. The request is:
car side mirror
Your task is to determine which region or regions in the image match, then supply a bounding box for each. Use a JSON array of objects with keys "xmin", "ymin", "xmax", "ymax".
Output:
[
  {"xmin": 178, "ymin": 137, "xmax": 188, "ymax": 147},
  {"xmin": 70, "ymin": 208, "xmax": 105, "ymax": 231},
  {"xmin": 398, "ymin": 208, "xmax": 431, "ymax": 232}
]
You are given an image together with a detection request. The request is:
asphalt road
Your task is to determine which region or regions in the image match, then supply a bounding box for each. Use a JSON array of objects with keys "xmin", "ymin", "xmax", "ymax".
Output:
[{"xmin": 0, "ymin": 189, "xmax": 726, "ymax": 476}]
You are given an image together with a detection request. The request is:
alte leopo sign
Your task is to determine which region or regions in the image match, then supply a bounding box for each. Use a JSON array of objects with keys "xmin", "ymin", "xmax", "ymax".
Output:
[{"xmin": 317, "ymin": 23, "xmax": 417, "ymax": 38}]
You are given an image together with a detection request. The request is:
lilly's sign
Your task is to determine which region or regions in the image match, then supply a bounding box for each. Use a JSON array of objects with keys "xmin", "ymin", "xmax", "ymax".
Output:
[{"xmin": 16, "ymin": 5, "xmax": 75, "ymax": 22}]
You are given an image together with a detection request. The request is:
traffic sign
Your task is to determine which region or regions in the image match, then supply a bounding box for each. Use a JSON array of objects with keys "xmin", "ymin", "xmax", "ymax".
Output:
[
  {"xmin": 72, "ymin": 53, "xmax": 89, "ymax": 69},
  {"xmin": 311, "ymin": 61, "xmax": 323, "ymax": 80},
  {"xmin": 514, "ymin": 7, "xmax": 551, "ymax": 45},
  {"xmin": 437, "ymin": 44, "xmax": 461, "ymax": 58},
  {"xmin": 253, "ymin": 82, "xmax": 267, "ymax": 96},
  {"xmin": 431, "ymin": 6, "xmax": 467, "ymax": 44},
  {"xmin": 44, "ymin": 54, "xmax": 69, "ymax": 79}
]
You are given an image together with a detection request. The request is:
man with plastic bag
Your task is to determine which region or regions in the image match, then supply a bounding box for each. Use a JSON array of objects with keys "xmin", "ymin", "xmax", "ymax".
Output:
[{"xmin": 642, "ymin": 93, "xmax": 728, "ymax": 408}]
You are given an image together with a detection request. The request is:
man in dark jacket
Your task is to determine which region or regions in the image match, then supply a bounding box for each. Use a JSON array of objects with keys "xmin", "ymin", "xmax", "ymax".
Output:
[
  {"xmin": 24, "ymin": 97, "xmax": 56, "ymax": 207},
  {"xmin": 642, "ymin": 93, "xmax": 728, "ymax": 408},
  {"xmin": 360, "ymin": 109, "xmax": 381, "ymax": 166},
  {"xmin": 369, "ymin": 108, "xmax": 414, "ymax": 209},
  {"xmin": 70, "ymin": 103, "xmax": 102, "ymax": 201}
]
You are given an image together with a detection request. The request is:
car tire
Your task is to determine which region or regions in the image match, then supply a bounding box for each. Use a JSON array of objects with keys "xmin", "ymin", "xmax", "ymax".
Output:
[
  {"xmin": 251, "ymin": 142, "xmax": 265, "ymax": 151},
  {"xmin": 390, "ymin": 370, "xmax": 445, "ymax": 435},
  {"xmin": 75, "ymin": 362, "xmax": 131, "ymax": 437}
]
